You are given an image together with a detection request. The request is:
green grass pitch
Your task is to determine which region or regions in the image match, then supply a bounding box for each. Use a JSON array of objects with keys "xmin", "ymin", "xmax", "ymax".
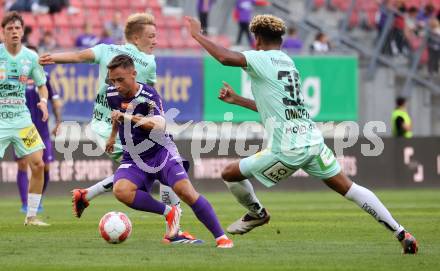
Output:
[{"xmin": 0, "ymin": 189, "xmax": 438, "ymax": 271}]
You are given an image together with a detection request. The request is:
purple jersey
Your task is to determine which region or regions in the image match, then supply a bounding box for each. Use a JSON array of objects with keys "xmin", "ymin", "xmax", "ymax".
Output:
[
  {"xmin": 25, "ymin": 73, "xmax": 58, "ymax": 138},
  {"xmin": 106, "ymin": 83, "xmax": 173, "ymax": 162},
  {"xmin": 235, "ymin": 0, "xmax": 255, "ymax": 23}
]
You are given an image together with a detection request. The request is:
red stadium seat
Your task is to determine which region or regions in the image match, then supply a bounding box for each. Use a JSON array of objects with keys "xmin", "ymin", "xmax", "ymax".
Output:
[
  {"xmin": 82, "ymin": 1, "xmax": 99, "ymax": 9},
  {"xmin": 56, "ymin": 35, "xmax": 74, "ymax": 48},
  {"xmin": 27, "ymin": 31, "xmax": 40, "ymax": 47},
  {"xmin": 337, "ymin": 0, "xmax": 352, "ymax": 11},
  {"xmin": 214, "ymin": 35, "xmax": 231, "ymax": 48},
  {"xmin": 349, "ymin": 11, "xmax": 359, "ymax": 28},
  {"xmin": 165, "ymin": 16, "xmax": 182, "ymax": 30},
  {"xmin": 314, "ymin": 0, "xmax": 326, "ymax": 9},
  {"xmin": 185, "ymin": 38, "xmax": 202, "ymax": 50},
  {"xmin": 37, "ymin": 14, "xmax": 54, "ymax": 31},
  {"xmin": 53, "ymin": 12, "xmax": 69, "ymax": 28},
  {"xmin": 21, "ymin": 13, "xmax": 37, "ymax": 29},
  {"xmin": 155, "ymin": 16, "xmax": 166, "ymax": 28},
  {"xmin": 131, "ymin": 0, "xmax": 148, "ymax": 12},
  {"xmin": 86, "ymin": 10, "xmax": 103, "ymax": 27},
  {"xmin": 146, "ymin": 0, "xmax": 162, "ymax": 12},
  {"xmin": 114, "ymin": 2, "xmax": 130, "ymax": 10},
  {"xmin": 156, "ymin": 36, "xmax": 169, "ymax": 49},
  {"xmin": 70, "ymin": 0, "xmax": 83, "ymax": 8},
  {"xmin": 366, "ymin": 10, "xmax": 378, "ymax": 28},
  {"xmin": 99, "ymin": 0, "xmax": 113, "ymax": 10},
  {"xmin": 68, "ymin": 13, "xmax": 86, "ymax": 28}
]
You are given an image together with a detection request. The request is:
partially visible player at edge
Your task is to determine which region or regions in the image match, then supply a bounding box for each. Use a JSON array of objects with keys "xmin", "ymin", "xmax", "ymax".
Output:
[
  {"xmin": 0, "ymin": 12, "xmax": 49, "ymax": 226},
  {"xmin": 105, "ymin": 54, "xmax": 233, "ymax": 247},
  {"xmin": 184, "ymin": 14, "xmax": 418, "ymax": 254},
  {"xmin": 39, "ymin": 13, "xmax": 198, "ymax": 243},
  {"xmin": 16, "ymin": 45, "xmax": 62, "ymax": 214}
]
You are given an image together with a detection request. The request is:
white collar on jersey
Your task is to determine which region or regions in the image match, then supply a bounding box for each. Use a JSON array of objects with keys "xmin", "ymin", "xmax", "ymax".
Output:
[{"xmin": 134, "ymin": 83, "xmax": 143, "ymax": 97}]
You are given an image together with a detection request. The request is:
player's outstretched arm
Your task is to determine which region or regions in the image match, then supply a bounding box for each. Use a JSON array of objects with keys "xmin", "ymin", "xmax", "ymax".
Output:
[
  {"xmin": 39, "ymin": 49, "xmax": 95, "ymax": 65},
  {"xmin": 184, "ymin": 16, "xmax": 247, "ymax": 67},
  {"xmin": 219, "ymin": 81, "xmax": 258, "ymax": 112}
]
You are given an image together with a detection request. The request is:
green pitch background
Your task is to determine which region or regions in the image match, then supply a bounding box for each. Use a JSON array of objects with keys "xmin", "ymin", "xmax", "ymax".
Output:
[{"xmin": 0, "ymin": 190, "xmax": 438, "ymax": 271}]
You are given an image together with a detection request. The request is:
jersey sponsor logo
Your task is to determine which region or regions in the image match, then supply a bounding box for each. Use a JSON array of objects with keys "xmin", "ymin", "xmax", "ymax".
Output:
[
  {"xmin": 284, "ymin": 123, "xmax": 315, "ymax": 135},
  {"xmin": 0, "ymin": 111, "xmax": 21, "ymax": 119},
  {"xmin": 318, "ymin": 146, "xmax": 336, "ymax": 169},
  {"xmin": 284, "ymin": 108, "xmax": 310, "ymax": 120},
  {"xmin": 93, "ymin": 108, "xmax": 111, "ymax": 123},
  {"xmin": 19, "ymin": 125, "xmax": 43, "ymax": 149},
  {"xmin": 262, "ymin": 162, "xmax": 296, "ymax": 184},
  {"xmin": 0, "ymin": 98, "xmax": 25, "ymax": 105},
  {"xmin": 106, "ymin": 91, "xmax": 118, "ymax": 97},
  {"xmin": 95, "ymin": 92, "xmax": 110, "ymax": 109},
  {"xmin": 0, "ymin": 84, "xmax": 18, "ymax": 90},
  {"xmin": 19, "ymin": 75, "xmax": 28, "ymax": 83},
  {"xmin": 0, "ymin": 91, "xmax": 23, "ymax": 98},
  {"xmin": 108, "ymin": 47, "xmax": 151, "ymax": 67},
  {"xmin": 121, "ymin": 102, "xmax": 133, "ymax": 110},
  {"xmin": 8, "ymin": 75, "xmax": 19, "ymax": 80},
  {"xmin": 118, "ymin": 164, "xmax": 132, "ymax": 169},
  {"xmin": 0, "ymin": 61, "xmax": 6, "ymax": 80},
  {"xmin": 270, "ymin": 57, "xmax": 294, "ymax": 68}
]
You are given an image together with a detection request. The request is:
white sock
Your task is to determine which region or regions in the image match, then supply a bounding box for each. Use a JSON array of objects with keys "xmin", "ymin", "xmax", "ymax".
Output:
[
  {"xmin": 86, "ymin": 175, "xmax": 114, "ymax": 201},
  {"xmin": 159, "ymin": 184, "xmax": 181, "ymax": 206},
  {"xmin": 27, "ymin": 193, "xmax": 42, "ymax": 218},
  {"xmin": 215, "ymin": 234, "xmax": 228, "ymax": 241},
  {"xmin": 224, "ymin": 180, "xmax": 264, "ymax": 217},
  {"xmin": 163, "ymin": 205, "xmax": 172, "ymax": 216},
  {"xmin": 344, "ymin": 183, "xmax": 403, "ymax": 233}
]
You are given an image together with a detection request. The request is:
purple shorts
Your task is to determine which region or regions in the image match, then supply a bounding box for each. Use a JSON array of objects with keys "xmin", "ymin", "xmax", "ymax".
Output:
[
  {"xmin": 114, "ymin": 145, "xmax": 190, "ymax": 191},
  {"xmin": 14, "ymin": 135, "xmax": 54, "ymax": 163}
]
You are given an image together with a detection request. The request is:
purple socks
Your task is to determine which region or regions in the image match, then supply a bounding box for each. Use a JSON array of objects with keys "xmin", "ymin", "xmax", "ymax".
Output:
[
  {"xmin": 190, "ymin": 195, "xmax": 225, "ymax": 238},
  {"xmin": 17, "ymin": 169, "xmax": 28, "ymax": 206},
  {"xmin": 129, "ymin": 190, "xmax": 166, "ymax": 215}
]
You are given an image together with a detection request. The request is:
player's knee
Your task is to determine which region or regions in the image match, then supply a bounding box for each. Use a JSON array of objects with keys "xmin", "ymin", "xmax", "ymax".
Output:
[
  {"xmin": 29, "ymin": 159, "xmax": 45, "ymax": 173},
  {"xmin": 17, "ymin": 159, "xmax": 28, "ymax": 171},
  {"xmin": 113, "ymin": 181, "xmax": 133, "ymax": 204},
  {"xmin": 173, "ymin": 180, "xmax": 199, "ymax": 205},
  {"xmin": 221, "ymin": 163, "xmax": 236, "ymax": 182}
]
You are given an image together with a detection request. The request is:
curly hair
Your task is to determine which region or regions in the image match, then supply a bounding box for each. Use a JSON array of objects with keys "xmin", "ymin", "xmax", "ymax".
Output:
[
  {"xmin": 124, "ymin": 13, "xmax": 155, "ymax": 41},
  {"xmin": 249, "ymin": 14, "xmax": 286, "ymax": 44}
]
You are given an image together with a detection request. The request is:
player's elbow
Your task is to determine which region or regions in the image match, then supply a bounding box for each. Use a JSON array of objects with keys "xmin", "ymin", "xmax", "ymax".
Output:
[{"xmin": 142, "ymin": 116, "xmax": 165, "ymax": 131}]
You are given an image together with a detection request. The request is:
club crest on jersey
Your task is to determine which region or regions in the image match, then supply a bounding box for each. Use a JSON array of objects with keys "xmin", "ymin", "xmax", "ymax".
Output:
[
  {"xmin": 21, "ymin": 65, "xmax": 30, "ymax": 75},
  {"xmin": 0, "ymin": 61, "xmax": 6, "ymax": 80},
  {"xmin": 19, "ymin": 75, "xmax": 28, "ymax": 83},
  {"xmin": 121, "ymin": 102, "xmax": 133, "ymax": 110}
]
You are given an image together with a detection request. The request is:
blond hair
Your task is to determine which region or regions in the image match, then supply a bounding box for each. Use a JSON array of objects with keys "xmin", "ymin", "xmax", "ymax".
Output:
[
  {"xmin": 249, "ymin": 14, "xmax": 286, "ymax": 43},
  {"xmin": 124, "ymin": 13, "xmax": 155, "ymax": 41}
]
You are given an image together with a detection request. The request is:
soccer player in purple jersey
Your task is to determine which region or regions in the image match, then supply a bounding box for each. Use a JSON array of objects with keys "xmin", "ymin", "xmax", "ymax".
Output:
[
  {"xmin": 105, "ymin": 54, "xmax": 233, "ymax": 248},
  {"xmin": 15, "ymin": 45, "xmax": 62, "ymax": 213}
]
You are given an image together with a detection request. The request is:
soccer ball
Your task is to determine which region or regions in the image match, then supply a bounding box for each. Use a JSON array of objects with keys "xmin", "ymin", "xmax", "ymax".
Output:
[{"xmin": 99, "ymin": 211, "xmax": 132, "ymax": 244}]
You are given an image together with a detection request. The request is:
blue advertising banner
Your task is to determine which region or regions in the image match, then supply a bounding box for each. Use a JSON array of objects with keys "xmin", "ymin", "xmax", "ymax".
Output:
[
  {"xmin": 44, "ymin": 56, "xmax": 203, "ymax": 122},
  {"xmin": 155, "ymin": 56, "xmax": 203, "ymax": 122},
  {"xmin": 45, "ymin": 63, "xmax": 99, "ymax": 122}
]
